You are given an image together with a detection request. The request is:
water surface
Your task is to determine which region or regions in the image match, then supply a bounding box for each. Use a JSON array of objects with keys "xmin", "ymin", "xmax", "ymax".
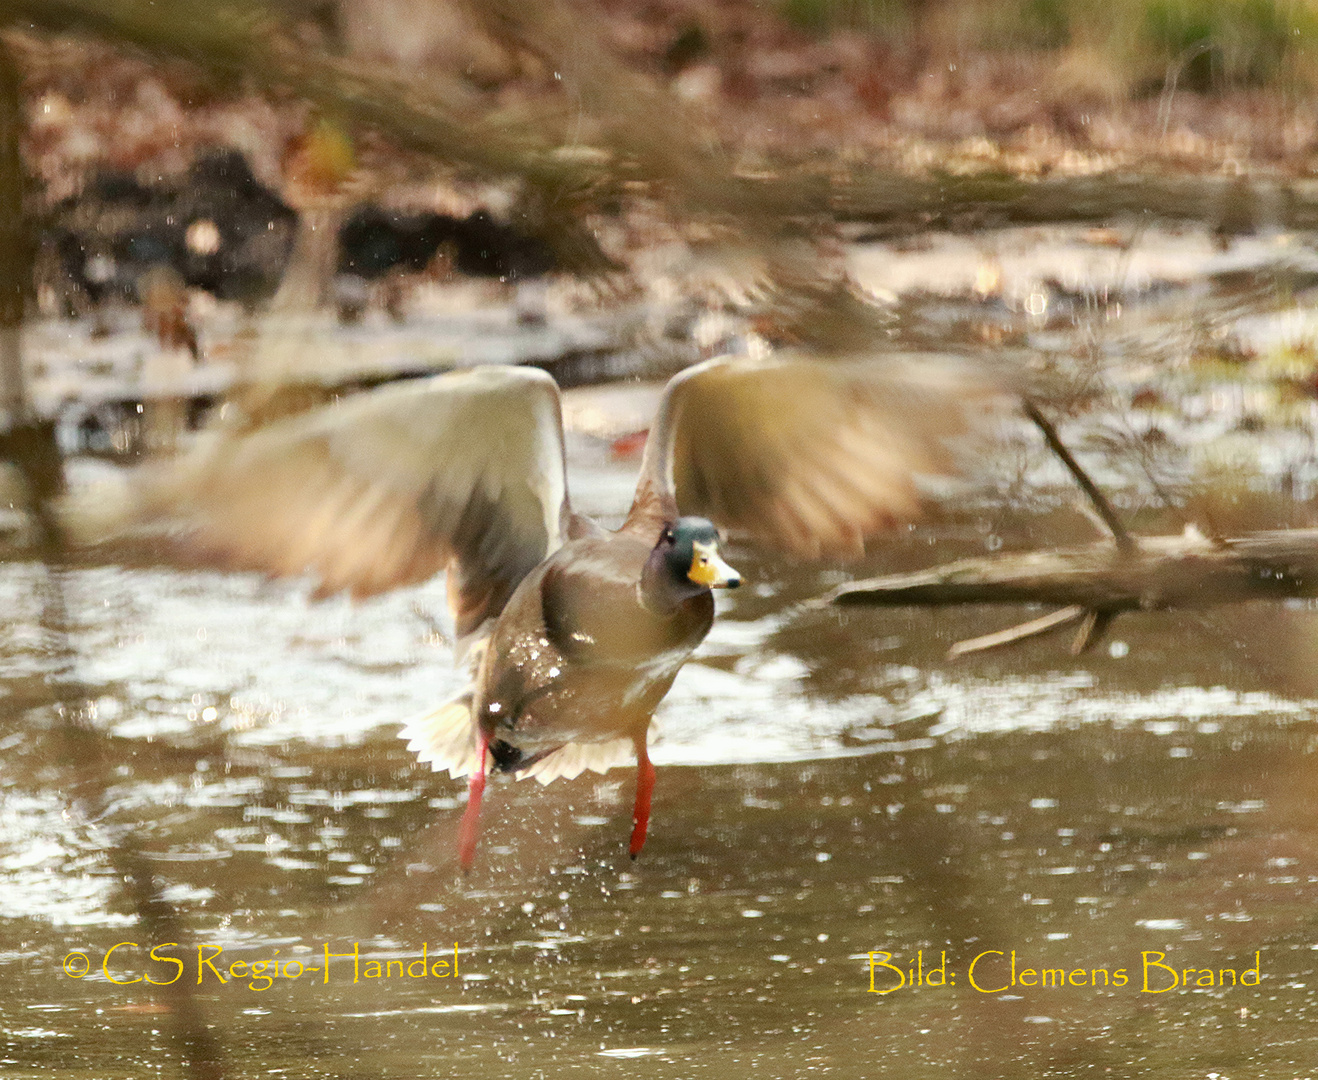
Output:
[{"xmin": 5, "ymin": 224, "xmax": 1318, "ymax": 1077}]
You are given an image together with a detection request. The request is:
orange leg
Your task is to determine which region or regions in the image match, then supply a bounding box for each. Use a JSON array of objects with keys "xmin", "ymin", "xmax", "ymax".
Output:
[
  {"xmin": 629, "ymin": 735, "xmax": 656, "ymax": 859},
  {"xmin": 458, "ymin": 735, "xmax": 489, "ymax": 872}
]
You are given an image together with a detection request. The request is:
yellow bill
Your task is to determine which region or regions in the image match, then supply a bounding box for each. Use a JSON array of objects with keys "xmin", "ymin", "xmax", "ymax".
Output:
[{"xmin": 688, "ymin": 540, "xmax": 741, "ymax": 589}]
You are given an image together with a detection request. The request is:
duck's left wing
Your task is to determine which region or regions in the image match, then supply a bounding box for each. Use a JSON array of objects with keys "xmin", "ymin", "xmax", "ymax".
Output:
[
  {"xmin": 624, "ymin": 352, "xmax": 993, "ymax": 556},
  {"xmin": 77, "ymin": 366, "xmax": 569, "ymax": 641}
]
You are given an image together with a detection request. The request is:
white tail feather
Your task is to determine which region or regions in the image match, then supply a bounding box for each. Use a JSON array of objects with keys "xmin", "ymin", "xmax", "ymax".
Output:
[
  {"xmin": 523, "ymin": 737, "xmax": 635, "ymax": 785},
  {"xmin": 401, "ymin": 692, "xmax": 637, "ymax": 784},
  {"xmin": 399, "ymin": 692, "xmax": 479, "ymax": 778}
]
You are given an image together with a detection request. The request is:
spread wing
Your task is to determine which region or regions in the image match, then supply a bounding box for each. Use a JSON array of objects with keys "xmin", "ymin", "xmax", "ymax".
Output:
[
  {"xmin": 90, "ymin": 366, "xmax": 569, "ymax": 640},
  {"xmin": 624, "ymin": 352, "xmax": 990, "ymax": 557}
]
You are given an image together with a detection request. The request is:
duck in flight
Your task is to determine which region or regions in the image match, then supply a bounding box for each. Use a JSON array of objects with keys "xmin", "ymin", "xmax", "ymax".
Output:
[{"xmin": 93, "ymin": 352, "xmax": 981, "ymax": 868}]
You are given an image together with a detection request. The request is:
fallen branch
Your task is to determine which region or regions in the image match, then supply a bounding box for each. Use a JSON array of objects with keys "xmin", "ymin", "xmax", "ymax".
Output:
[{"xmin": 819, "ymin": 528, "xmax": 1318, "ymax": 613}]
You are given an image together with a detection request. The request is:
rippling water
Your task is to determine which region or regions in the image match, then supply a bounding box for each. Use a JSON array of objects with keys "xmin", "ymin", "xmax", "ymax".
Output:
[{"xmin": 6, "ymin": 225, "xmax": 1318, "ymax": 1077}]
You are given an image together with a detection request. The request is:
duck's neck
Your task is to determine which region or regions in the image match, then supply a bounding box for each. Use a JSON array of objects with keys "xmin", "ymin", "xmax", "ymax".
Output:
[{"xmin": 640, "ymin": 549, "xmax": 706, "ymax": 614}]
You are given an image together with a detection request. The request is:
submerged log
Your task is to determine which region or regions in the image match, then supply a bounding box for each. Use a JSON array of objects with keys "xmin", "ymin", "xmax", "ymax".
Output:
[{"xmin": 821, "ymin": 529, "xmax": 1318, "ymax": 613}]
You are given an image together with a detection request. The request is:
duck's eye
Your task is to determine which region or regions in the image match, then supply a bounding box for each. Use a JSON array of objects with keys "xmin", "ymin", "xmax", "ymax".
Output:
[{"xmin": 662, "ymin": 529, "xmax": 674, "ymax": 542}]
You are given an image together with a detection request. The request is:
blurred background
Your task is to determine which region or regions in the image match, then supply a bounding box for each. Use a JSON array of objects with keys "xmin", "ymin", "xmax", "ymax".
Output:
[{"xmin": 5, "ymin": 1, "xmax": 1318, "ymax": 1077}]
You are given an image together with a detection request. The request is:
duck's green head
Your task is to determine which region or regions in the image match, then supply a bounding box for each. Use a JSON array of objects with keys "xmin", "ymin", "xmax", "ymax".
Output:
[{"xmin": 659, "ymin": 517, "xmax": 741, "ymax": 591}]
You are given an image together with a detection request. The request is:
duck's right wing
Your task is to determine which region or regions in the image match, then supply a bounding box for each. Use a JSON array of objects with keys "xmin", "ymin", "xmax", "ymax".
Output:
[
  {"xmin": 74, "ymin": 366, "xmax": 569, "ymax": 644},
  {"xmin": 623, "ymin": 351, "xmax": 994, "ymax": 556}
]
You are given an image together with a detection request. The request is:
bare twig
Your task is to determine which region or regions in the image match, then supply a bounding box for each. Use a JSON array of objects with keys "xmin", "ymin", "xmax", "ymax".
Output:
[
  {"xmin": 411, "ymin": 602, "xmax": 451, "ymax": 646},
  {"xmin": 1158, "ymin": 39, "xmax": 1216, "ymax": 137},
  {"xmin": 947, "ymin": 605, "xmax": 1087, "ymax": 658},
  {"xmin": 1070, "ymin": 609, "xmax": 1116, "ymax": 655},
  {"xmin": 1023, "ymin": 398, "xmax": 1133, "ymax": 553}
]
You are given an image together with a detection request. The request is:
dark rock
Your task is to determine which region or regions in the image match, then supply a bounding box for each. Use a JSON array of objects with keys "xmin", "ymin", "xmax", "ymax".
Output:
[{"xmin": 337, "ymin": 204, "xmax": 556, "ymax": 283}]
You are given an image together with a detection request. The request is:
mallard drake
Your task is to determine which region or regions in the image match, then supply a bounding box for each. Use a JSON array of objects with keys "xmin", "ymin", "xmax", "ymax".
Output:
[{"xmin": 87, "ymin": 352, "xmax": 980, "ymax": 867}]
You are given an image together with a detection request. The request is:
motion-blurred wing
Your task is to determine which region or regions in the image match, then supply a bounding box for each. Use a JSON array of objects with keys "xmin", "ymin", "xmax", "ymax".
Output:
[
  {"xmin": 625, "ymin": 352, "xmax": 987, "ymax": 557},
  {"xmin": 101, "ymin": 366, "xmax": 568, "ymax": 639}
]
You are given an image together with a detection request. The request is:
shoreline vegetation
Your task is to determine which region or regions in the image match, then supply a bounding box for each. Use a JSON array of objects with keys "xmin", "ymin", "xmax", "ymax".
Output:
[{"xmin": 10, "ymin": 1, "xmax": 1318, "ymax": 235}]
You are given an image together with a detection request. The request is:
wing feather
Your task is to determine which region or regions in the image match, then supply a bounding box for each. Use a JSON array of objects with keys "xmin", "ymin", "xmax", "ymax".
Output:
[
  {"xmin": 624, "ymin": 351, "xmax": 992, "ymax": 554},
  {"xmin": 98, "ymin": 366, "xmax": 569, "ymax": 638}
]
